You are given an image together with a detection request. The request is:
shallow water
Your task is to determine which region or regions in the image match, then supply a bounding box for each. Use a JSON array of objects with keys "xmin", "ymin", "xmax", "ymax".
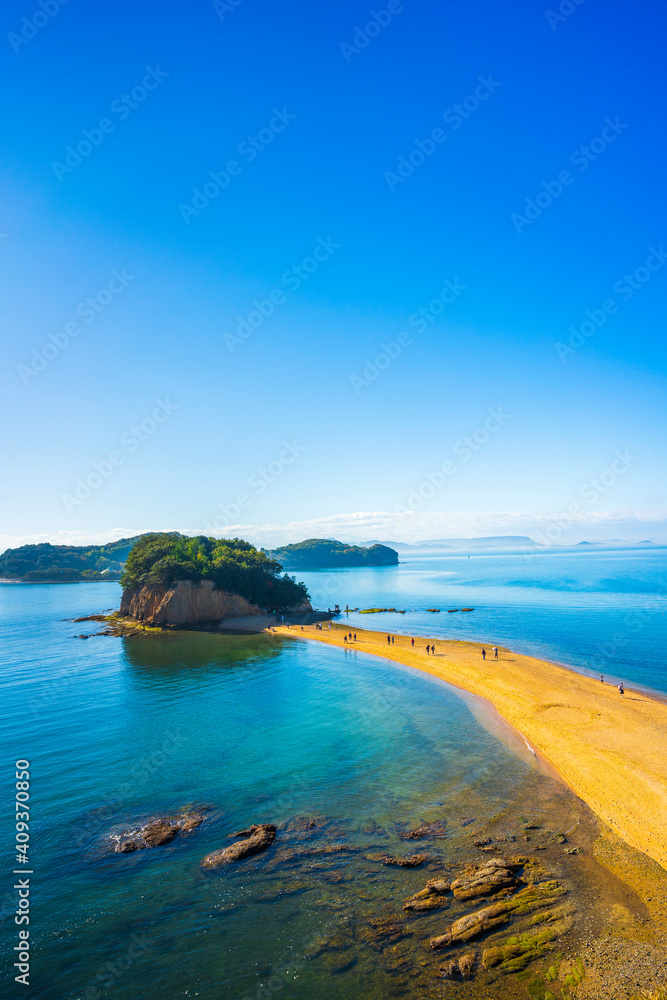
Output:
[
  {"xmin": 0, "ymin": 564, "xmax": 662, "ymax": 999},
  {"xmin": 296, "ymin": 547, "xmax": 667, "ymax": 693}
]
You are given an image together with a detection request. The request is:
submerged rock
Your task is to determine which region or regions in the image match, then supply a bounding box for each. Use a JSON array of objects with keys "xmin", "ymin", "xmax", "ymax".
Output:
[
  {"xmin": 440, "ymin": 952, "xmax": 476, "ymax": 979},
  {"xmin": 201, "ymin": 823, "xmax": 276, "ymax": 867},
  {"xmin": 366, "ymin": 853, "xmax": 429, "ymax": 868},
  {"xmin": 400, "ymin": 821, "xmax": 448, "ymax": 840}
]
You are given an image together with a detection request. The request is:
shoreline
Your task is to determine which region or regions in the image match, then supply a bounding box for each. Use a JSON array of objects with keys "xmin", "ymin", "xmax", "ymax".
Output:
[{"xmin": 272, "ymin": 620, "xmax": 667, "ymax": 872}]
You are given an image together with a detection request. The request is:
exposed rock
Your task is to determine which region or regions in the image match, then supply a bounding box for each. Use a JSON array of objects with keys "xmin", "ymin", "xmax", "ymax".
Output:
[
  {"xmin": 201, "ymin": 823, "xmax": 276, "ymax": 867},
  {"xmin": 430, "ymin": 881, "xmax": 568, "ymax": 949},
  {"xmin": 400, "ymin": 821, "xmax": 448, "ymax": 840},
  {"xmin": 450, "ymin": 857, "xmax": 523, "ymax": 901},
  {"xmin": 114, "ymin": 809, "xmax": 205, "ymax": 852},
  {"xmin": 142, "ymin": 819, "xmax": 178, "ymax": 847},
  {"xmin": 120, "ymin": 579, "xmax": 311, "ymax": 626},
  {"xmin": 403, "ymin": 878, "xmax": 451, "ymax": 912},
  {"xmin": 366, "ymin": 853, "xmax": 429, "ymax": 868}
]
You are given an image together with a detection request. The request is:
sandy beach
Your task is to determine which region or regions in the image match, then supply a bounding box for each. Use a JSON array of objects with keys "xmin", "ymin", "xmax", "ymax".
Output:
[{"xmin": 273, "ymin": 621, "xmax": 667, "ymax": 872}]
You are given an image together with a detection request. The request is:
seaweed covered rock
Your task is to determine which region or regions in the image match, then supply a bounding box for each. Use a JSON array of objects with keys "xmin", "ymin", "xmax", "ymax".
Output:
[
  {"xmin": 482, "ymin": 912, "xmax": 575, "ymax": 972},
  {"xmin": 430, "ymin": 881, "xmax": 568, "ymax": 948}
]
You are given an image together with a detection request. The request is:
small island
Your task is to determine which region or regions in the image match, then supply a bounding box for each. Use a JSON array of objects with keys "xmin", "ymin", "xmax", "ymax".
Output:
[
  {"xmin": 265, "ymin": 538, "xmax": 398, "ymax": 570},
  {"xmin": 119, "ymin": 533, "xmax": 312, "ymax": 625},
  {"xmin": 0, "ymin": 537, "xmax": 141, "ymax": 582}
]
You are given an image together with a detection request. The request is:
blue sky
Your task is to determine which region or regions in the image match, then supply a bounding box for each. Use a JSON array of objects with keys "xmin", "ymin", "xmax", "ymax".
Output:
[{"xmin": 1, "ymin": 0, "xmax": 666, "ymax": 548}]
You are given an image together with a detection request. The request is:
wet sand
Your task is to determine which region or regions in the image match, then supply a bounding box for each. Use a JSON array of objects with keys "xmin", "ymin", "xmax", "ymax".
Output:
[{"xmin": 273, "ymin": 622, "xmax": 667, "ymax": 873}]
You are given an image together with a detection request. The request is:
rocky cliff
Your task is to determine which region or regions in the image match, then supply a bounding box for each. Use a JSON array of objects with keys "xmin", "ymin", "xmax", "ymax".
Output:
[{"xmin": 120, "ymin": 579, "xmax": 312, "ymax": 626}]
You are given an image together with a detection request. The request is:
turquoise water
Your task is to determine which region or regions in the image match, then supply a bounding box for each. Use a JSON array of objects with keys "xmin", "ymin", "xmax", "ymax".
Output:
[
  {"xmin": 0, "ymin": 549, "xmax": 662, "ymax": 998},
  {"xmin": 297, "ymin": 547, "xmax": 667, "ymax": 693}
]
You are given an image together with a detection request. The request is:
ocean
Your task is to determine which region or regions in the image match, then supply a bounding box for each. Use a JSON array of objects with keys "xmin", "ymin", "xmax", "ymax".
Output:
[{"xmin": 0, "ymin": 546, "xmax": 664, "ymax": 999}]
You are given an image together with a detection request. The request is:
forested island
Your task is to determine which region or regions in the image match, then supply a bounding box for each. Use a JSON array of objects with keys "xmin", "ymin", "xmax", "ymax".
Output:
[
  {"xmin": 265, "ymin": 538, "xmax": 398, "ymax": 569},
  {"xmin": 106, "ymin": 533, "xmax": 312, "ymax": 625},
  {"xmin": 0, "ymin": 537, "xmax": 141, "ymax": 581}
]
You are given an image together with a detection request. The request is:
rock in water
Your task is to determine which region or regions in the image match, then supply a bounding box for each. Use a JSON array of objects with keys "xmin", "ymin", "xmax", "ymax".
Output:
[
  {"xmin": 113, "ymin": 809, "xmax": 206, "ymax": 852},
  {"xmin": 403, "ymin": 878, "xmax": 451, "ymax": 912},
  {"xmin": 366, "ymin": 853, "xmax": 429, "ymax": 867},
  {"xmin": 201, "ymin": 824, "xmax": 276, "ymax": 868}
]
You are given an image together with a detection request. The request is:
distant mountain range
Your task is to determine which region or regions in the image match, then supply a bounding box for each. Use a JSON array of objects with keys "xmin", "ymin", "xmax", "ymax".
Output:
[
  {"xmin": 363, "ymin": 535, "xmax": 539, "ymax": 552},
  {"xmin": 363, "ymin": 536, "xmax": 659, "ymax": 552}
]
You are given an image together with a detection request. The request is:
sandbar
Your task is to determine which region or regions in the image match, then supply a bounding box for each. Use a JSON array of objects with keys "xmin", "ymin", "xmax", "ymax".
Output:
[{"xmin": 272, "ymin": 621, "xmax": 667, "ymax": 871}]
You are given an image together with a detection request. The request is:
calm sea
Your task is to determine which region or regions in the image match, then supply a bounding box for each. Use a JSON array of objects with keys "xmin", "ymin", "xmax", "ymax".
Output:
[
  {"xmin": 0, "ymin": 547, "xmax": 663, "ymax": 999},
  {"xmin": 298, "ymin": 546, "xmax": 667, "ymax": 693}
]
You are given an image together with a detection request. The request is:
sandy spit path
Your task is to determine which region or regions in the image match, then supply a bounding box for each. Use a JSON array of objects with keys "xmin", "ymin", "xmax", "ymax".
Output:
[{"xmin": 272, "ymin": 621, "xmax": 667, "ymax": 871}]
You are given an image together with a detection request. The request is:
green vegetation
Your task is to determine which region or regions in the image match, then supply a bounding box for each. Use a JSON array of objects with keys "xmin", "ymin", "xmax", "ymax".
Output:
[
  {"xmin": 121, "ymin": 533, "xmax": 310, "ymax": 610},
  {"xmin": 0, "ymin": 537, "xmax": 141, "ymax": 582},
  {"xmin": 266, "ymin": 538, "xmax": 398, "ymax": 569}
]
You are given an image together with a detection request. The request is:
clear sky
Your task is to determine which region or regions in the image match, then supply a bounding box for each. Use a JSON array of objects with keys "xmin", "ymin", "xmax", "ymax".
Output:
[{"xmin": 1, "ymin": 0, "xmax": 666, "ymax": 549}]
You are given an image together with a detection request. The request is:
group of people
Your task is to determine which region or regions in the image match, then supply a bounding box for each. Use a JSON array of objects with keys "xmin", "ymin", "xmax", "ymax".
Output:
[
  {"xmin": 481, "ymin": 647, "xmax": 499, "ymax": 660},
  {"xmin": 343, "ymin": 632, "xmax": 357, "ymax": 643}
]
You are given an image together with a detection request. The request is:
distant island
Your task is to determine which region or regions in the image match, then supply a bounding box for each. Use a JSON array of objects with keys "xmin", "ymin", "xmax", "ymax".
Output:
[
  {"xmin": 0, "ymin": 536, "xmax": 141, "ymax": 582},
  {"xmin": 120, "ymin": 533, "xmax": 311, "ymax": 625},
  {"xmin": 265, "ymin": 538, "xmax": 398, "ymax": 570}
]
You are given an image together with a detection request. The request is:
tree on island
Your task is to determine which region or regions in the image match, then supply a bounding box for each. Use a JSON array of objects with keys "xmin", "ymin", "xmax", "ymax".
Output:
[{"xmin": 121, "ymin": 533, "xmax": 310, "ymax": 610}]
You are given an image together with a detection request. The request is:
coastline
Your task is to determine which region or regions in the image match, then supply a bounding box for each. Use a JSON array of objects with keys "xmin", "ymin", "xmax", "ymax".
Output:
[{"xmin": 273, "ymin": 621, "xmax": 667, "ymax": 872}]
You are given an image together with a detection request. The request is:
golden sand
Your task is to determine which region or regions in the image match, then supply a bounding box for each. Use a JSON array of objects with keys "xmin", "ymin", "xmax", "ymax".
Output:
[{"xmin": 273, "ymin": 622, "xmax": 667, "ymax": 871}]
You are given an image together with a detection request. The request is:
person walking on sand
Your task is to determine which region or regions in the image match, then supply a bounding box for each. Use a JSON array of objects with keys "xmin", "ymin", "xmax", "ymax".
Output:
[
  {"xmin": 411, "ymin": 637, "xmax": 415, "ymax": 647},
  {"xmin": 387, "ymin": 635, "xmax": 391, "ymax": 644},
  {"xmin": 618, "ymin": 682, "xmax": 624, "ymax": 697},
  {"xmin": 344, "ymin": 635, "xmax": 348, "ymax": 643},
  {"xmin": 391, "ymin": 635, "xmax": 394, "ymax": 644},
  {"xmin": 601, "ymin": 674, "xmax": 604, "ymax": 683},
  {"xmin": 426, "ymin": 644, "xmax": 430, "ymax": 654},
  {"xmin": 431, "ymin": 644, "xmax": 436, "ymax": 655},
  {"xmin": 482, "ymin": 648, "xmax": 486, "ymax": 660},
  {"xmin": 354, "ymin": 633, "xmax": 357, "ymax": 641},
  {"xmin": 493, "ymin": 647, "xmax": 498, "ymax": 659}
]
